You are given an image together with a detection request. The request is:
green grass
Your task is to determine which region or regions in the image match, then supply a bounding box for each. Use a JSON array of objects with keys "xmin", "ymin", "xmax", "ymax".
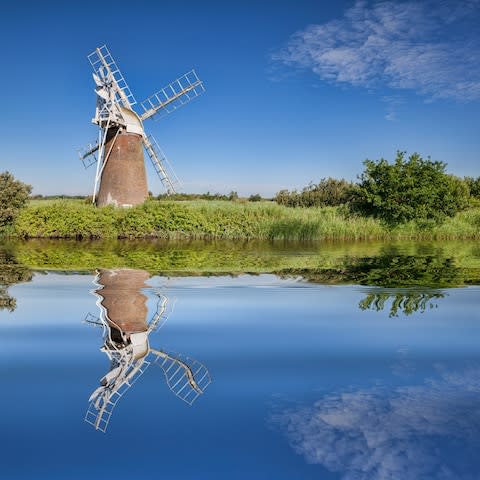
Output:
[
  {"xmin": 7, "ymin": 199, "xmax": 480, "ymax": 240},
  {"xmin": 27, "ymin": 198, "xmax": 86, "ymax": 207}
]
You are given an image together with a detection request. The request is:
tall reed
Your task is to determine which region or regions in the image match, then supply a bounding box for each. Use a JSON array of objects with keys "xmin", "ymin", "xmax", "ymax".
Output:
[{"xmin": 10, "ymin": 199, "xmax": 480, "ymax": 240}]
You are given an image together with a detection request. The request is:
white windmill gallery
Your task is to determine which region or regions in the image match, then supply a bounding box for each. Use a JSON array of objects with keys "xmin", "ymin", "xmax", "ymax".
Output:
[{"xmin": 79, "ymin": 45, "xmax": 205, "ymax": 207}]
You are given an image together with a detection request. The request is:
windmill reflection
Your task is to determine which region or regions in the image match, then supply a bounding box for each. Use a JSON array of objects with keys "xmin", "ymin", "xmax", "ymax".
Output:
[{"xmin": 84, "ymin": 269, "xmax": 211, "ymax": 432}]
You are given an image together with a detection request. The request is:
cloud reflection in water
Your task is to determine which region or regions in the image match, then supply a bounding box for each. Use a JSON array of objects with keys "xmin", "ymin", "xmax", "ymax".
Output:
[{"xmin": 272, "ymin": 367, "xmax": 480, "ymax": 479}]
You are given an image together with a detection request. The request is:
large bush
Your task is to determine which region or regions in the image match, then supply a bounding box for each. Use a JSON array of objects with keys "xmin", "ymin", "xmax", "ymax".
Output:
[
  {"xmin": 0, "ymin": 172, "xmax": 32, "ymax": 230},
  {"xmin": 275, "ymin": 178, "xmax": 354, "ymax": 207},
  {"xmin": 352, "ymin": 152, "xmax": 470, "ymax": 225},
  {"xmin": 465, "ymin": 176, "xmax": 480, "ymax": 200}
]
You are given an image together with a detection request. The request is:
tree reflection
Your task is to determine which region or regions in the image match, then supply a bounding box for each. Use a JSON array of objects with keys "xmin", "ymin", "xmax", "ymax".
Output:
[
  {"xmin": 338, "ymin": 247, "xmax": 462, "ymax": 288},
  {"xmin": 283, "ymin": 246, "xmax": 476, "ymax": 316},
  {"xmin": 359, "ymin": 289, "xmax": 444, "ymax": 317},
  {"xmin": 346, "ymin": 247, "xmax": 460, "ymax": 316},
  {"xmin": 85, "ymin": 269, "xmax": 211, "ymax": 432},
  {"xmin": 0, "ymin": 246, "xmax": 32, "ymax": 312}
]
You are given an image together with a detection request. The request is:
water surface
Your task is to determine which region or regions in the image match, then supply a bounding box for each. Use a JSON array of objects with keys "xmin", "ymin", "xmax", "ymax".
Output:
[{"xmin": 1, "ymin": 241, "xmax": 480, "ymax": 479}]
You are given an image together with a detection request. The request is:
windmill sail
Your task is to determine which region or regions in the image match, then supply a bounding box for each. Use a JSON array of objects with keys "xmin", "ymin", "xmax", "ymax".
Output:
[
  {"xmin": 78, "ymin": 141, "xmax": 99, "ymax": 169},
  {"xmin": 153, "ymin": 349, "xmax": 211, "ymax": 405},
  {"xmin": 140, "ymin": 70, "xmax": 205, "ymax": 121},
  {"xmin": 88, "ymin": 45, "xmax": 136, "ymax": 109},
  {"xmin": 142, "ymin": 135, "xmax": 180, "ymax": 193},
  {"xmin": 85, "ymin": 350, "xmax": 152, "ymax": 433}
]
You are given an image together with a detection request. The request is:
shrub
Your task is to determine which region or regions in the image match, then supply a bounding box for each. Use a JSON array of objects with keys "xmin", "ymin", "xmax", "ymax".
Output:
[
  {"xmin": 352, "ymin": 151, "xmax": 470, "ymax": 225},
  {"xmin": 228, "ymin": 191, "xmax": 239, "ymax": 201},
  {"xmin": 465, "ymin": 176, "xmax": 480, "ymax": 199},
  {"xmin": 302, "ymin": 178, "xmax": 354, "ymax": 207},
  {"xmin": 275, "ymin": 189, "xmax": 297, "ymax": 207},
  {"xmin": 157, "ymin": 192, "xmax": 230, "ymax": 201},
  {"xmin": 249, "ymin": 194, "xmax": 262, "ymax": 202},
  {"xmin": 0, "ymin": 172, "xmax": 32, "ymax": 229},
  {"xmin": 275, "ymin": 178, "xmax": 354, "ymax": 207}
]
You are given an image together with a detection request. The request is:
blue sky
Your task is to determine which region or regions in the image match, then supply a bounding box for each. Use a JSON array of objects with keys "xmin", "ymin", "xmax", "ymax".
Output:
[{"xmin": 1, "ymin": 0, "xmax": 479, "ymax": 196}]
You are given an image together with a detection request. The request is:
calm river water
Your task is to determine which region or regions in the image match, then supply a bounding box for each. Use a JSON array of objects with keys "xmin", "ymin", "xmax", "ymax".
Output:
[{"xmin": 1, "ymin": 241, "xmax": 480, "ymax": 479}]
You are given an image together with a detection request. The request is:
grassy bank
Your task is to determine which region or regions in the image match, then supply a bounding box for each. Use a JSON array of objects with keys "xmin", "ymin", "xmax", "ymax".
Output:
[{"xmin": 8, "ymin": 199, "xmax": 480, "ymax": 240}]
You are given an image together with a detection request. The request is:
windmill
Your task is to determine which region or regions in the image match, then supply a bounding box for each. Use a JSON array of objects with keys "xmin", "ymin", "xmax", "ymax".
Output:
[
  {"xmin": 78, "ymin": 45, "xmax": 205, "ymax": 207},
  {"xmin": 84, "ymin": 269, "xmax": 211, "ymax": 432}
]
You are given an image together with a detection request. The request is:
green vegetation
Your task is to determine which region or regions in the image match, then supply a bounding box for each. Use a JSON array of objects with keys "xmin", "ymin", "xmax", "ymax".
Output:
[
  {"xmin": 0, "ymin": 172, "xmax": 32, "ymax": 234},
  {"xmin": 274, "ymin": 152, "xmax": 477, "ymax": 228},
  {"xmin": 9, "ymin": 199, "xmax": 480, "ymax": 240},
  {"xmin": 156, "ymin": 190, "xmax": 246, "ymax": 201},
  {"xmin": 2, "ymin": 152, "xmax": 478, "ymax": 240},
  {"xmin": 29, "ymin": 194, "xmax": 87, "ymax": 201},
  {"xmin": 275, "ymin": 178, "xmax": 354, "ymax": 207},
  {"xmin": 352, "ymin": 152, "xmax": 470, "ymax": 225},
  {"xmin": 465, "ymin": 176, "xmax": 480, "ymax": 200}
]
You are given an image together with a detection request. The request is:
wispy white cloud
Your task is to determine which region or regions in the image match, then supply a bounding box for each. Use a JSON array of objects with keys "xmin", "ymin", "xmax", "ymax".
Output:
[
  {"xmin": 271, "ymin": 366, "xmax": 480, "ymax": 479},
  {"xmin": 272, "ymin": 0, "xmax": 480, "ymax": 102},
  {"xmin": 382, "ymin": 95, "xmax": 404, "ymax": 120}
]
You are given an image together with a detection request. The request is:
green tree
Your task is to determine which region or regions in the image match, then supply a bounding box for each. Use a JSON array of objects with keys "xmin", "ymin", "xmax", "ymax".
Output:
[
  {"xmin": 465, "ymin": 176, "xmax": 480, "ymax": 199},
  {"xmin": 274, "ymin": 189, "xmax": 300, "ymax": 207},
  {"xmin": 275, "ymin": 178, "xmax": 354, "ymax": 208},
  {"xmin": 352, "ymin": 152, "xmax": 469, "ymax": 225},
  {"xmin": 248, "ymin": 193, "xmax": 262, "ymax": 202},
  {"xmin": 0, "ymin": 172, "xmax": 32, "ymax": 229},
  {"xmin": 300, "ymin": 178, "xmax": 354, "ymax": 207}
]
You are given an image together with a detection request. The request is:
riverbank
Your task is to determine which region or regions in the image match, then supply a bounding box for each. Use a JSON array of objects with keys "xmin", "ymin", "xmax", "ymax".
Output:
[{"xmin": 6, "ymin": 199, "xmax": 480, "ymax": 240}]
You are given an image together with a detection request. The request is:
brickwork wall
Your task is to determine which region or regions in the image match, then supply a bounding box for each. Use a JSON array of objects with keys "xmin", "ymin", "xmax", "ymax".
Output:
[{"xmin": 97, "ymin": 131, "xmax": 148, "ymax": 207}]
